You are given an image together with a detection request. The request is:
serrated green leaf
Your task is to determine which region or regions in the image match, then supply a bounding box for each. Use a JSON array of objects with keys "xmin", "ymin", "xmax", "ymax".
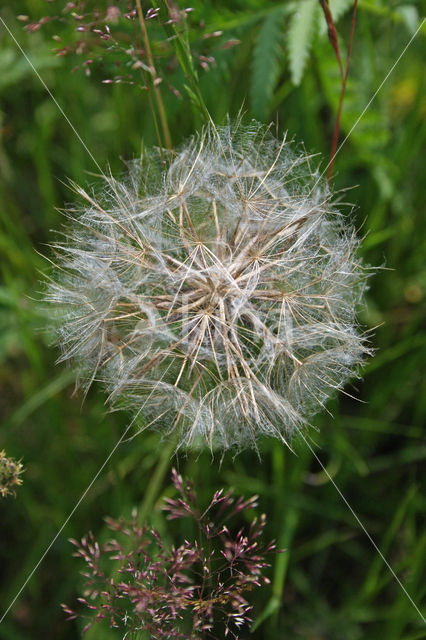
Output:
[
  {"xmin": 288, "ymin": 0, "xmax": 320, "ymax": 86},
  {"xmin": 250, "ymin": 9, "xmax": 286, "ymax": 120}
]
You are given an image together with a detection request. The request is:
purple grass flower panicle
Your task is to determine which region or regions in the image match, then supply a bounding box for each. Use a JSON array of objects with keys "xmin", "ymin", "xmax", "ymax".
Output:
[
  {"xmin": 24, "ymin": 2, "xmax": 225, "ymax": 85},
  {"xmin": 62, "ymin": 470, "xmax": 276, "ymax": 639},
  {"xmin": 46, "ymin": 121, "xmax": 370, "ymax": 451}
]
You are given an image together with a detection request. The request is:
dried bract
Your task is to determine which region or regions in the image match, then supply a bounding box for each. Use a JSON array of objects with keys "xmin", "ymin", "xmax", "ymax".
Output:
[{"xmin": 46, "ymin": 122, "xmax": 370, "ymax": 450}]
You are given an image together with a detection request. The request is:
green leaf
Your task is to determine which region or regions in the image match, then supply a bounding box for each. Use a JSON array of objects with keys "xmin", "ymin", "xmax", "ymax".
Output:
[
  {"xmin": 6, "ymin": 370, "xmax": 76, "ymax": 428},
  {"xmin": 288, "ymin": 0, "xmax": 320, "ymax": 86},
  {"xmin": 0, "ymin": 47, "xmax": 59, "ymax": 91},
  {"xmin": 396, "ymin": 5, "xmax": 419, "ymax": 34},
  {"xmin": 329, "ymin": 0, "xmax": 354, "ymax": 21},
  {"xmin": 250, "ymin": 596, "xmax": 280, "ymax": 631},
  {"xmin": 250, "ymin": 8, "xmax": 286, "ymax": 120}
]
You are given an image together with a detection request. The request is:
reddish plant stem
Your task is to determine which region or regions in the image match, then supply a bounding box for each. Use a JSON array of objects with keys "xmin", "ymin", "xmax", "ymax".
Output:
[
  {"xmin": 319, "ymin": 0, "xmax": 344, "ymax": 80},
  {"xmin": 320, "ymin": 0, "xmax": 359, "ymax": 183}
]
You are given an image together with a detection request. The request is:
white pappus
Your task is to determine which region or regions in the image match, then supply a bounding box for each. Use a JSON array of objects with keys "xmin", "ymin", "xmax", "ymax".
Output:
[{"xmin": 45, "ymin": 121, "xmax": 371, "ymax": 451}]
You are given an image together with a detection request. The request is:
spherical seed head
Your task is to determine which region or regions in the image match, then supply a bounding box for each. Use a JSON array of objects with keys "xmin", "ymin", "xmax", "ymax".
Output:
[{"xmin": 46, "ymin": 121, "xmax": 370, "ymax": 451}]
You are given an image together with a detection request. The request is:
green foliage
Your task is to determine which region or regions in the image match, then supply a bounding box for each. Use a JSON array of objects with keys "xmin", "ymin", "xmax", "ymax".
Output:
[
  {"xmin": 288, "ymin": 0, "xmax": 320, "ymax": 86},
  {"xmin": 315, "ymin": 36, "xmax": 391, "ymax": 153},
  {"xmin": 329, "ymin": 0, "xmax": 354, "ymax": 21},
  {"xmin": 250, "ymin": 7, "xmax": 286, "ymax": 119},
  {"xmin": 0, "ymin": 46, "xmax": 59, "ymax": 91},
  {"xmin": 0, "ymin": 0, "xmax": 426, "ymax": 639}
]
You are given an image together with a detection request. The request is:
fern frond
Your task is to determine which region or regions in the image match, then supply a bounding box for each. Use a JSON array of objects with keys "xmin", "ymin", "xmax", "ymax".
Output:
[
  {"xmin": 288, "ymin": 0, "xmax": 320, "ymax": 86},
  {"xmin": 250, "ymin": 8, "xmax": 286, "ymax": 120}
]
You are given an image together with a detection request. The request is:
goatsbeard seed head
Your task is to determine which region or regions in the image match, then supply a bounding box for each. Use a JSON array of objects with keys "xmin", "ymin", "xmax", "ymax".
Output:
[{"xmin": 45, "ymin": 121, "xmax": 371, "ymax": 451}]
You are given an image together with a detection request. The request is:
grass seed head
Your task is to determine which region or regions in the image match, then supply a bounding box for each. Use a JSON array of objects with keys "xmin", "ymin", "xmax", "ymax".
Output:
[
  {"xmin": 46, "ymin": 121, "xmax": 371, "ymax": 451},
  {"xmin": 0, "ymin": 450, "xmax": 24, "ymax": 498},
  {"xmin": 64, "ymin": 470, "xmax": 274, "ymax": 639}
]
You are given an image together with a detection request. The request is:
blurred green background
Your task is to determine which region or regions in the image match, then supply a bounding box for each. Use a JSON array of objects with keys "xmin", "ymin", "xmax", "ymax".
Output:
[{"xmin": 0, "ymin": 1, "xmax": 425, "ymax": 638}]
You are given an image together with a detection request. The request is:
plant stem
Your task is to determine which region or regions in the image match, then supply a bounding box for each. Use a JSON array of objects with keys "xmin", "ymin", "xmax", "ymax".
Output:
[
  {"xmin": 319, "ymin": 0, "xmax": 359, "ymax": 183},
  {"xmin": 328, "ymin": 0, "xmax": 358, "ymax": 182},
  {"xmin": 132, "ymin": 435, "xmax": 178, "ymax": 640},
  {"xmin": 135, "ymin": 0, "xmax": 173, "ymax": 150},
  {"xmin": 160, "ymin": 0, "xmax": 212, "ymax": 124},
  {"xmin": 83, "ymin": 436, "xmax": 178, "ymax": 640},
  {"xmin": 319, "ymin": 0, "xmax": 344, "ymax": 80},
  {"xmin": 136, "ymin": 433, "xmax": 178, "ymax": 527}
]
